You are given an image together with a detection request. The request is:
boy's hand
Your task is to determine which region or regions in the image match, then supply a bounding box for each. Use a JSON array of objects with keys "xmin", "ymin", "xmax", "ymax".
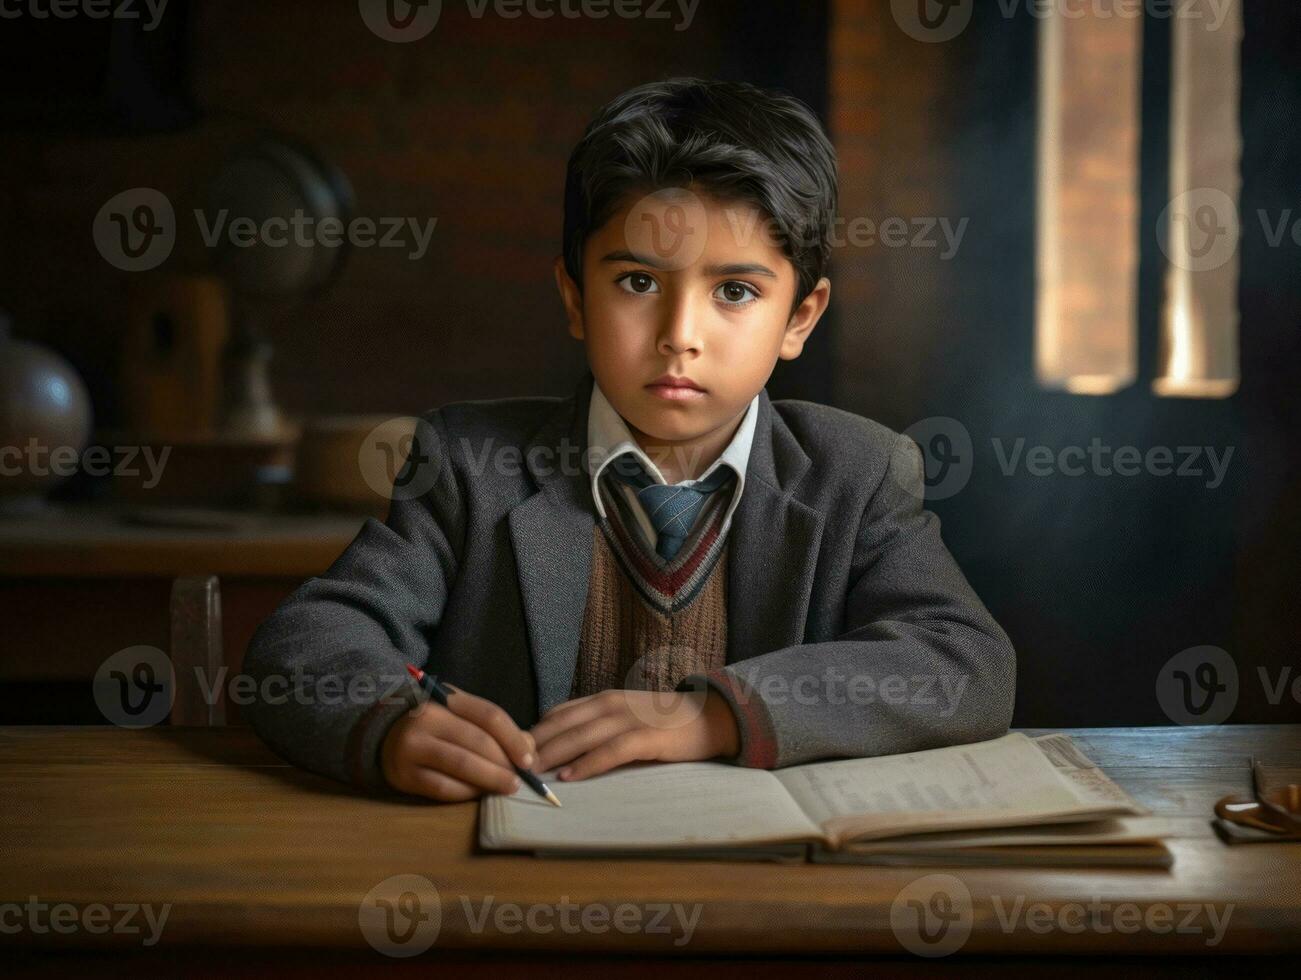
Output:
[
  {"xmin": 530, "ymin": 688, "xmax": 740, "ymax": 781},
  {"xmin": 380, "ymin": 687, "xmax": 536, "ymax": 802}
]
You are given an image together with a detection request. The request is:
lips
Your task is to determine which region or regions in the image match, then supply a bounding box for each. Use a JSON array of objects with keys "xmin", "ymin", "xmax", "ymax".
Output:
[
  {"xmin": 645, "ymin": 375, "xmax": 707, "ymax": 402},
  {"xmin": 646, "ymin": 374, "xmax": 705, "ymax": 391}
]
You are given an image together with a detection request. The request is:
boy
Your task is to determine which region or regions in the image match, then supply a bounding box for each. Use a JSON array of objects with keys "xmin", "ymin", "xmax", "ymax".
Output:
[{"xmin": 243, "ymin": 77, "xmax": 1016, "ymax": 802}]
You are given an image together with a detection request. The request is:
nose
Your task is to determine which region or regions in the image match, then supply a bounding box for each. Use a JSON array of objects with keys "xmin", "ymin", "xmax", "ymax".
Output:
[{"xmin": 656, "ymin": 292, "xmax": 703, "ymax": 356}]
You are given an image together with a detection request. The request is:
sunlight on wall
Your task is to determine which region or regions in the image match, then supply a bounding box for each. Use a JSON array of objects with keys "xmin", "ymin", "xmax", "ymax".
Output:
[{"xmin": 1035, "ymin": 6, "xmax": 1141, "ymax": 396}]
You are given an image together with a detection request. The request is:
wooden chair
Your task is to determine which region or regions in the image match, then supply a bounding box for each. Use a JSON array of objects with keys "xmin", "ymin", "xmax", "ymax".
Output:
[{"xmin": 169, "ymin": 575, "xmax": 227, "ymax": 726}]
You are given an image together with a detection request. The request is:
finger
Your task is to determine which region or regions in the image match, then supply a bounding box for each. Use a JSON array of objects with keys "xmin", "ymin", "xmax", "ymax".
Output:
[
  {"xmin": 538, "ymin": 692, "xmax": 598, "ymax": 720},
  {"xmin": 445, "ymin": 688, "xmax": 536, "ymax": 768},
  {"xmin": 390, "ymin": 761, "xmax": 479, "ymax": 802},
  {"xmin": 408, "ymin": 735, "xmax": 522, "ymax": 796},
  {"xmin": 404, "ymin": 702, "xmax": 513, "ymax": 769},
  {"xmin": 427, "ymin": 709, "xmax": 515, "ymax": 770},
  {"xmin": 442, "ymin": 681, "xmax": 533, "ymax": 760},
  {"xmin": 559, "ymin": 730, "xmax": 657, "ymax": 781},
  {"xmin": 530, "ymin": 694, "xmax": 615, "ymax": 746},
  {"xmin": 387, "ymin": 744, "xmax": 486, "ymax": 796},
  {"xmin": 535, "ymin": 713, "xmax": 633, "ymax": 771}
]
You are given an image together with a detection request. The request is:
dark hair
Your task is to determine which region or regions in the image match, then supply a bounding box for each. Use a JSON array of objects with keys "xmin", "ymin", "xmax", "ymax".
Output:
[{"xmin": 562, "ymin": 77, "xmax": 838, "ymax": 310}]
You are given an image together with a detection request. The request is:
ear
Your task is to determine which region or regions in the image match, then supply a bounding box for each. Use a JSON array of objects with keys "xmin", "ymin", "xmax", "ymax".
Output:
[
  {"xmin": 554, "ymin": 256, "xmax": 585, "ymax": 340},
  {"xmin": 778, "ymin": 277, "xmax": 831, "ymax": 360}
]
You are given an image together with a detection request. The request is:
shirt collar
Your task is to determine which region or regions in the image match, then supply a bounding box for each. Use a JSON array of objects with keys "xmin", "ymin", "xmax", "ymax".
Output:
[{"xmin": 586, "ymin": 378, "xmax": 759, "ymax": 527}]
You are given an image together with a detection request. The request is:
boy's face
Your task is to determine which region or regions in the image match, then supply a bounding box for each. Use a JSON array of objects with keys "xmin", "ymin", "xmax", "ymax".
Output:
[{"xmin": 555, "ymin": 186, "xmax": 830, "ymax": 454}]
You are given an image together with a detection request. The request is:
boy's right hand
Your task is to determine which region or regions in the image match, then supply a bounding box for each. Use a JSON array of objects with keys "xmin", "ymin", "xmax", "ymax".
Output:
[{"xmin": 380, "ymin": 687, "xmax": 536, "ymax": 802}]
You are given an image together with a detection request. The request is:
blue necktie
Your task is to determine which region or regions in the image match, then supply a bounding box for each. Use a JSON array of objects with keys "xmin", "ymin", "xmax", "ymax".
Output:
[{"xmin": 605, "ymin": 452, "xmax": 735, "ymax": 561}]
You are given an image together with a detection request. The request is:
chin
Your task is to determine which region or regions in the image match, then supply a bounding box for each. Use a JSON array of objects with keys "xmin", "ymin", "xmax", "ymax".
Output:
[{"xmin": 626, "ymin": 408, "xmax": 701, "ymax": 442}]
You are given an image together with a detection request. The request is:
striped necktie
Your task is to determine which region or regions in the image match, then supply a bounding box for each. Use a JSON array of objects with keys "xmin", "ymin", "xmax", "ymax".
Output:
[{"xmin": 605, "ymin": 452, "xmax": 735, "ymax": 561}]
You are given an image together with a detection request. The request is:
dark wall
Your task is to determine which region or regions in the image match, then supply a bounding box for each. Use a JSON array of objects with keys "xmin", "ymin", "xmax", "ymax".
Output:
[
  {"xmin": 898, "ymin": 3, "xmax": 1300, "ymax": 727},
  {"xmin": 0, "ymin": 0, "xmax": 830, "ymax": 428}
]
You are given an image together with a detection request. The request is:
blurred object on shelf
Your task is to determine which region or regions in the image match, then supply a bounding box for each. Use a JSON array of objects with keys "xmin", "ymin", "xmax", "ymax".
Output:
[
  {"xmin": 0, "ymin": 311, "xmax": 93, "ymax": 516},
  {"xmin": 205, "ymin": 136, "xmax": 355, "ymax": 440},
  {"xmin": 295, "ymin": 414, "xmax": 417, "ymax": 520},
  {"xmin": 115, "ymin": 271, "xmax": 297, "ymax": 509},
  {"xmin": 122, "ymin": 275, "xmax": 230, "ymax": 440},
  {"xmin": 220, "ymin": 329, "xmax": 283, "ymax": 441}
]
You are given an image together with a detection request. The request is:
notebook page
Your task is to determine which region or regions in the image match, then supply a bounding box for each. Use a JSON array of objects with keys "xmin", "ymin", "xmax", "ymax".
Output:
[
  {"xmin": 1032, "ymin": 733, "xmax": 1149, "ymax": 812},
  {"xmin": 480, "ymin": 761, "xmax": 823, "ymax": 851},
  {"xmin": 772, "ymin": 733, "xmax": 1136, "ymax": 846},
  {"xmin": 840, "ymin": 815, "xmax": 1174, "ymax": 852}
]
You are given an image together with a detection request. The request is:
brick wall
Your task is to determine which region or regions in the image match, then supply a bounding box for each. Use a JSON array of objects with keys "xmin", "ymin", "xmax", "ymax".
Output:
[
  {"xmin": 0, "ymin": 0, "xmax": 742, "ymax": 422},
  {"xmin": 828, "ymin": 0, "xmax": 955, "ymax": 429}
]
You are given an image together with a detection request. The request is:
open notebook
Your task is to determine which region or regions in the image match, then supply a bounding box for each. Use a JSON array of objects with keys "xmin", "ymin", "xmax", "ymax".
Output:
[{"xmin": 480, "ymin": 732, "xmax": 1173, "ymax": 867}]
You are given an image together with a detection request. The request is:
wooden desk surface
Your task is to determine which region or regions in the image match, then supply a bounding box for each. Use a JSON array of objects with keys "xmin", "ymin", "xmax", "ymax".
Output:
[{"xmin": 2, "ymin": 725, "xmax": 1298, "ymax": 959}]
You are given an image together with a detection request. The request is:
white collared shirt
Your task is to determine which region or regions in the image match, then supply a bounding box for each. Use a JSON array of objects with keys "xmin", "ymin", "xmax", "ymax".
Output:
[{"xmin": 587, "ymin": 379, "xmax": 759, "ymax": 548}]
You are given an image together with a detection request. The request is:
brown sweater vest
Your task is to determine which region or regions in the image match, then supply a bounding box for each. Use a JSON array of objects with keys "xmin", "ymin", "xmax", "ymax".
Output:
[{"xmin": 569, "ymin": 476, "xmax": 732, "ymax": 698}]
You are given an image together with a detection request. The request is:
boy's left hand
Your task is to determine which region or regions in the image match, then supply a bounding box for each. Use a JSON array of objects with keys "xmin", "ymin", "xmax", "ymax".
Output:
[{"xmin": 530, "ymin": 688, "xmax": 740, "ymax": 781}]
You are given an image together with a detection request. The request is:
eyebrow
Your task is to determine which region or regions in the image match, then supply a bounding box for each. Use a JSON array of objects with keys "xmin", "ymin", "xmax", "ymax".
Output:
[{"xmin": 600, "ymin": 250, "xmax": 779, "ymax": 279}]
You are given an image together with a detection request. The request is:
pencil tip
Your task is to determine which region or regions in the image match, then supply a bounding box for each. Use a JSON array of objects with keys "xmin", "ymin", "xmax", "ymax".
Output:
[{"xmin": 545, "ymin": 790, "xmax": 562, "ymax": 808}]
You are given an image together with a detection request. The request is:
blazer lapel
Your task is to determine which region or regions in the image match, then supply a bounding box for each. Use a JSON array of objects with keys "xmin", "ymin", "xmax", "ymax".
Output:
[
  {"xmin": 509, "ymin": 370, "xmax": 825, "ymax": 716},
  {"xmin": 726, "ymin": 388, "xmax": 825, "ymax": 663},
  {"xmin": 508, "ymin": 371, "xmax": 597, "ymax": 715}
]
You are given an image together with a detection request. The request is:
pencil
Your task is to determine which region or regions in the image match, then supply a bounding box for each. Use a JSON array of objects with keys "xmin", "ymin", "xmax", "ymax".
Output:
[{"xmin": 404, "ymin": 664, "xmax": 561, "ymax": 808}]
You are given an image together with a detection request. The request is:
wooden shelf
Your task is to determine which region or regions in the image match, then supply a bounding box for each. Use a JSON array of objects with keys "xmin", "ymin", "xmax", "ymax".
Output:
[{"xmin": 0, "ymin": 504, "xmax": 367, "ymax": 579}]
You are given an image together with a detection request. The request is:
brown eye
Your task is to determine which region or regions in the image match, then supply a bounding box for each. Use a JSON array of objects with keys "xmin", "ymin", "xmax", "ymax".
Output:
[
  {"xmin": 617, "ymin": 272, "xmax": 659, "ymax": 295},
  {"xmin": 715, "ymin": 281, "xmax": 758, "ymax": 306}
]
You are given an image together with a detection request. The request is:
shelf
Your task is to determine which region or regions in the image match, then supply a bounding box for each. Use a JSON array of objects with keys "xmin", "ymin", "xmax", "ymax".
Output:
[{"xmin": 0, "ymin": 503, "xmax": 368, "ymax": 578}]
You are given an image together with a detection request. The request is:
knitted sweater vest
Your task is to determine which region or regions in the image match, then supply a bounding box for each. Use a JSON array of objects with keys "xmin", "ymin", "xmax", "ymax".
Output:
[{"xmin": 568, "ymin": 473, "xmax": 733, "ymax": 698}]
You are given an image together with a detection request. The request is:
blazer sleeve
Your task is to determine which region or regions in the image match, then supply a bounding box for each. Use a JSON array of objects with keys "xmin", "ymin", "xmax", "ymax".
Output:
[
  {"xmin": 680, "ymin": 432, "xmax": 1016, "ymax": 769},
  {"xmin": 241, "ymin": 410, "xmax": 463, "ymax": 792}
]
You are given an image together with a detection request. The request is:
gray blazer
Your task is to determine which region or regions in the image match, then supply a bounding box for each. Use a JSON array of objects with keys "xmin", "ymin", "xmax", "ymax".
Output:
[{"xmin": 242, "ymin": 369, "xmax": 1016, "ymax": 792}]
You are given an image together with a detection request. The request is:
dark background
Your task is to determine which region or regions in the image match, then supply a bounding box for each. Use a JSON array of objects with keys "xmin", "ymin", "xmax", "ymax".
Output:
[
  {"xmin": 925, "ymin": 1, "xmax": 1300, "ymax": 726},
  {"xmin": 0, "ymin": 0, "xmax": 1296, "ymax": 727}
]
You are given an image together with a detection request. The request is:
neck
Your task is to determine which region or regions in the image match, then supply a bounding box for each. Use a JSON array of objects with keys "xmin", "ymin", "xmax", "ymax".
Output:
[{"xmin": 626, "ymin": 405, "xmax": 748, "ymax": 484}]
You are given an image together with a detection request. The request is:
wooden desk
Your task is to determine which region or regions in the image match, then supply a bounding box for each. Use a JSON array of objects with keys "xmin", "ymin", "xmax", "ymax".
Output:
[{"xmin": 2, "ymin": 725, "xmax": 1298, "ymax": 969}]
